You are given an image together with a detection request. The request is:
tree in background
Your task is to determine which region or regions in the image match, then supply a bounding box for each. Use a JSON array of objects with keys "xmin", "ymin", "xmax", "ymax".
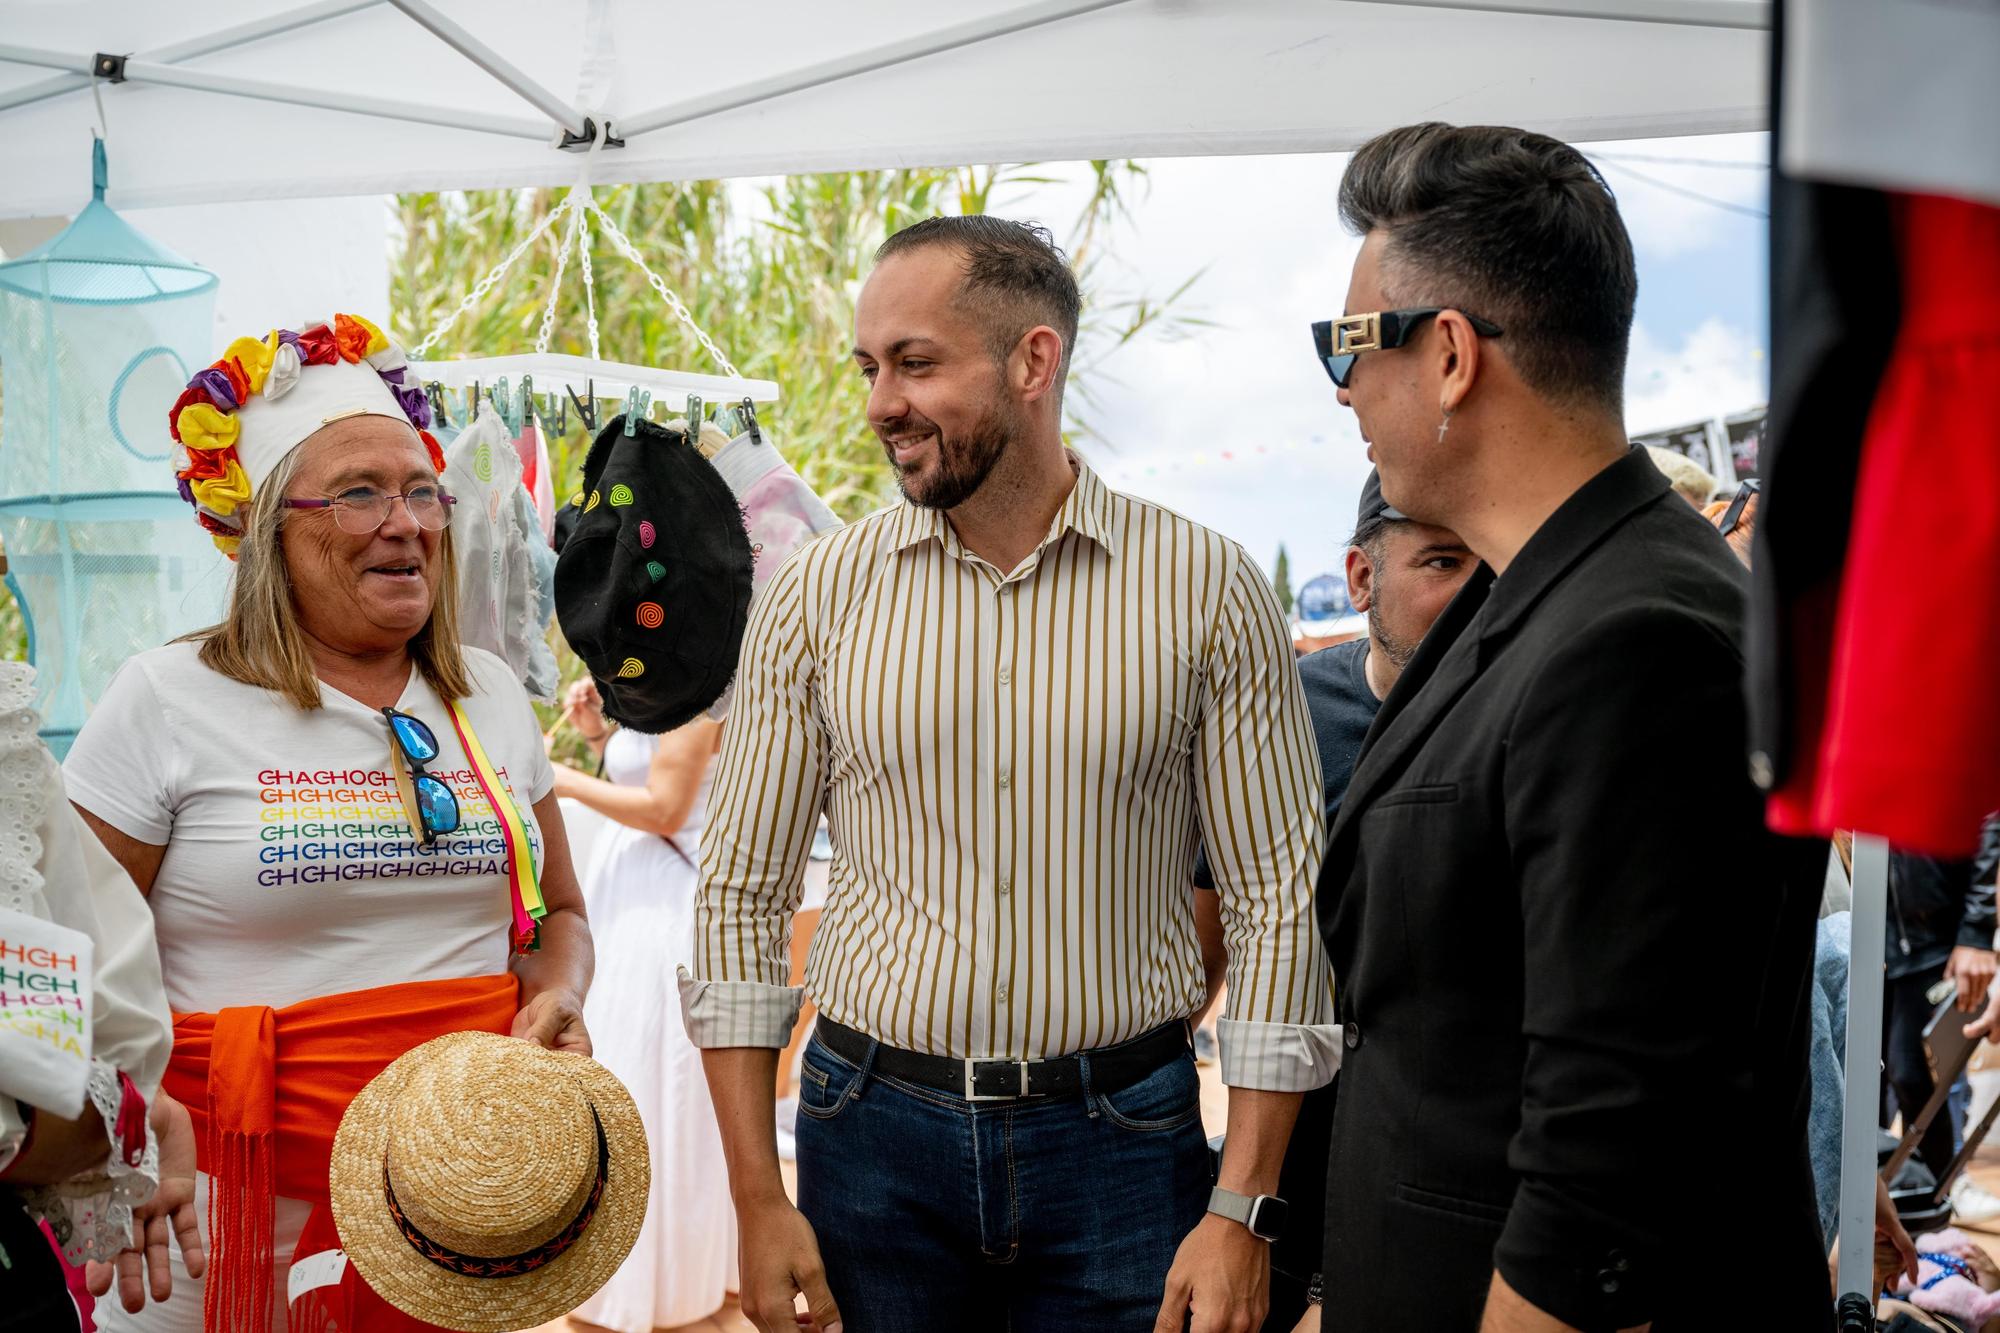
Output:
[
  {"xmin": 1272, "ymin": 543, "xmax": 1294, "ymax": 615},
  {"xmin": 392, "ymin": 162, "xmax": 1190, "ymax": 523},
  {"xmin": 391, "ymin": 162, "xmax": 1197, "ymax": 754}
]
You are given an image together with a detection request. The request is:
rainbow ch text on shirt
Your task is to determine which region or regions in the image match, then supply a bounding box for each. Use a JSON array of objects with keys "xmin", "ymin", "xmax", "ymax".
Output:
[{"xmin": 254, "ymin": 766, "xmax": 540, "ymax": 887}]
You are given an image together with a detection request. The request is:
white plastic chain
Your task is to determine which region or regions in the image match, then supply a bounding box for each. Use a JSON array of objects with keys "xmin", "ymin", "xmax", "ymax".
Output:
[
  {"xmin": 534, "ymin": 191, "xmax": 583, "ymax": 355},
  {"xmin": 414, "ymin": 174, "xmax": 743, "ymax": 378},
  {"xmin": 411, "ymin": 193, "xmax": 579, "ymax": 359},
  {"xmin": 585, "ymin": 198, "xmax": 742, "ymax": 379},
  {"xmin": 579, "ymin": 208, "xmax": 602, "ymax": 361}
]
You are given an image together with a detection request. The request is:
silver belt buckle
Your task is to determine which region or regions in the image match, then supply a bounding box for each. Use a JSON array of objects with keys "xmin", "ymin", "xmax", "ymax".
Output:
[{"xmin": 963, "ymin": 1059, "xmax": 1033, "ymax": 1101}]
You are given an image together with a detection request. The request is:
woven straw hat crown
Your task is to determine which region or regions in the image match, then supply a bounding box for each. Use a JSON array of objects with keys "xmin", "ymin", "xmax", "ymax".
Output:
[
  {"xmin": 385, "ymin": 1037, "xmax": 597, "ymax": 1257},
  {"xmin": 331, "ymin": 1030, "xmax": 648, "ymax": 1333}
]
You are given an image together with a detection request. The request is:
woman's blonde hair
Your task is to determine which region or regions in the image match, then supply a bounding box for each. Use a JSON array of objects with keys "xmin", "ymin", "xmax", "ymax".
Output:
[{"xmin": 181, "ymin": 438, "xmax": 472, "ymax": 711}]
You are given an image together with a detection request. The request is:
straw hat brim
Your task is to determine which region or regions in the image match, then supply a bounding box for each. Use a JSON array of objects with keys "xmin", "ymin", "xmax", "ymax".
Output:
[{"xmin": 330, "ymin": 1032, "xmax": 650, "ymax": 1333}]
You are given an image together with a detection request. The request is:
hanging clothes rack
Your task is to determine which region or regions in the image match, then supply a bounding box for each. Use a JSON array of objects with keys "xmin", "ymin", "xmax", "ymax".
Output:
[{"xmin": 407, "ymin": 154, "xmax": 777, "ymax": 417}]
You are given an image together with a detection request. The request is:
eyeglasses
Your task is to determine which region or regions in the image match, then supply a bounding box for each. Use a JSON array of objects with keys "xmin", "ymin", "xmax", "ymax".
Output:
[
  {"xmin": 1311, "ymin": 309, "xmax": 1505, "ymax": 390},
  {"xmin": 282, "ymin": 485, "xmax": 456, "ymax": 535},
  {"xmin": 1717, "ymin": 477, "xmax": 1760, "ymax": 538},
  {"xmin": 382, "ymin": 707, "xmax": 460, "ymax": 847}
]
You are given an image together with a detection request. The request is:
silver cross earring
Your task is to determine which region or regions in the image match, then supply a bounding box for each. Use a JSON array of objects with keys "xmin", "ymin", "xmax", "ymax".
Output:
[{"xmin": 1436, "ymin": 405, "xmax": 1455, "ymax": 444}]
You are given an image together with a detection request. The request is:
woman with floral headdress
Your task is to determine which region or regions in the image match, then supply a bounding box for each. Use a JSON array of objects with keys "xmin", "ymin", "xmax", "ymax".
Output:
[{"xmin": 64, "ymin": 316, "xmax": 594, "ymax": 1333}]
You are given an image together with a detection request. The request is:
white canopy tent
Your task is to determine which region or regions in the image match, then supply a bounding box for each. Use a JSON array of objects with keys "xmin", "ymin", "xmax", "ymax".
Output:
[
  {"xmin": 7, "ymin": 0, "xmax": 1901, "ymax": 1321},
  {"xmin": 0, "ymin": 0, "xmax": 1768, "ymax": 217}
]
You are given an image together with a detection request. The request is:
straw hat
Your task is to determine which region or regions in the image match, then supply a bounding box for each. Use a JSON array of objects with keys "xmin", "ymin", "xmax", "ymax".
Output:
[{"xmin": 330, "ymin": 1031, "xmax": 649, "ymax": 1332}]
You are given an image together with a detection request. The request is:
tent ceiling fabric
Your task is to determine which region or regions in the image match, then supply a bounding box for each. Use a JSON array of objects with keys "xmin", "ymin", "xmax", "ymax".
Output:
[{"xmin": 0, "ymin": 0, "xmax": 1768, "ymax": 218}]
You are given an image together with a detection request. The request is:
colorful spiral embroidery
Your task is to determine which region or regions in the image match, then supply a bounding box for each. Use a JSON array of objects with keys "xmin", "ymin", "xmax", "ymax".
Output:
[
  {"xmin": 645, "ymin": 561, "xmax": 666, "ymax": 582},
  {"xmin": 616, "ymin": 658, "xmax": 646, "ymax": 679},
  {"xmin": 635, "ymin": 602, "xmax": 665, "ymax": 629},
  {"xmin": 584, "ymin": 490, "xmax": 601, "ymax": 512},
  {"xmin": 638, "ymin": 520, "xmax": 656, "ymax": 549},
  {"xmin": 609, "ymin": 484, "xmax": 634, "ymax": 507}
]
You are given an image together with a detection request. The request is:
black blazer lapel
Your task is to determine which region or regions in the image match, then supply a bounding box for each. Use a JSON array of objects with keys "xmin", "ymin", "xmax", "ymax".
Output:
[
  {"xmin": 1315, "ymin": 576, "xmax": 1491, "ymax": 958},
  {"xmin": 1332, "ymin": 567, "xmax": 1492, "ymax": 844}
]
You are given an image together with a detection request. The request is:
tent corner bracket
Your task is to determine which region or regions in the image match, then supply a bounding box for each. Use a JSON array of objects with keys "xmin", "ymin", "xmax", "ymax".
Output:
[{"xmin": 558, "ymin": 117, "xmax": 624, "ymax": 153}]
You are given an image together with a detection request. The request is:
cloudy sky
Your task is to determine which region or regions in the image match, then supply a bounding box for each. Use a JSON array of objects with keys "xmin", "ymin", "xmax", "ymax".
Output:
[{"xmin": 977, "ymin": 134, "xmax": 1771, "ymax": 587}]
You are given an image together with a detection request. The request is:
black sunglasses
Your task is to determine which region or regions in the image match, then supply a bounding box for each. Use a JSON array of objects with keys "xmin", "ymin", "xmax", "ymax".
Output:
[
  {"xmin": 1717, "ymin": 478, "xmax": 1760, "ymax": 538},
  {"xmin": 382, "ymin": 707, "xmax": 461, "ymax": 847},
  {"xmin": 1311, "ymin": 308, "xmax": 1505, "ymax": 390}
]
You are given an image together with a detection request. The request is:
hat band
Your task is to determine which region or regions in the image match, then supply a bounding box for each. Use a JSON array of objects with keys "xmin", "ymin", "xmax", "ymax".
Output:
[{"xmin": 382, "ymin": 1105, "xmax": 608, "ymax": 1279}]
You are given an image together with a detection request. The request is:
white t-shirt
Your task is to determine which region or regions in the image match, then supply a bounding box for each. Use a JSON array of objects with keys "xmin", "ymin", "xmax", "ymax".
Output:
[{"xmin": 63, "ymin": 642, "xmax": 552, "ymax": 1015}]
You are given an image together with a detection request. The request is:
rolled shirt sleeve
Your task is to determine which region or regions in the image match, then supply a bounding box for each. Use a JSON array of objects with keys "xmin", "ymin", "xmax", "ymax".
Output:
[
  {"xmin": 1197, "ymin": 556, "xmax": 1340, "ymax": 1092},
  {"xmin": 678, "ymin": 554, "xmax": 819, "ymax": 1048}
]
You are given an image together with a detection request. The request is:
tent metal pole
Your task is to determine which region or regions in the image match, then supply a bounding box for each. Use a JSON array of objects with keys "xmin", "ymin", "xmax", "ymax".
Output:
[
  {"xmin": 0, "ymin": 46, "xmax": 551, "ymax": 140},
  {"xmin": 385, "ymin": 0, "xmax": 588, "ymax": 138},
  {"xmin": 1342, "ymin": 0, "xmax": 1769, "ymax": 31},
  {"xmin": 122, "ymin": 61, "xmax": 554, "ymax": 139},
  {"xmin": 616, "ymin": 0, "xmax": 1134, "ymax": 140},
  {"xmin": 0, "ymin": 0, "xmax": 383, "ymax": 115},
  {"xmin": 0, "ymin": 46, "xmax": 91, "ymax": 74},
  {"xmin": 1836, "ymin": 835, "xmax": 1889, "ymax": 1300}
]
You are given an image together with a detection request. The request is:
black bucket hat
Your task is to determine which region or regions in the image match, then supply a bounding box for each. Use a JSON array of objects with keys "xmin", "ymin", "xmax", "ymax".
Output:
[{"xmin": 554, "ymin": 415, "xmax": 753, "ymax": 733}]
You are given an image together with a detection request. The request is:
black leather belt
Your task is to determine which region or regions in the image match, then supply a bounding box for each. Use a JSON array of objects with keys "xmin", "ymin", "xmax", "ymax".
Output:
[{"xmin": 814, "ymin": 1016, "xmax": 1191, "ymax": 1102}]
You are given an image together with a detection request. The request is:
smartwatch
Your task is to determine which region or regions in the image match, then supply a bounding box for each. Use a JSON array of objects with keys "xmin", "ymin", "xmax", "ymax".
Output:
[{"xmin": 1206, "ymin": 1185, "xmax": 1287, "ymax": 1242}]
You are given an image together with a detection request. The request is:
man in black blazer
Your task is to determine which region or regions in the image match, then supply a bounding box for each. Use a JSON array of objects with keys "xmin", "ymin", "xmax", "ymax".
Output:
[{"xmin": 1311, "ymin": 124, "xmax": 1830, "ymax": 1330}]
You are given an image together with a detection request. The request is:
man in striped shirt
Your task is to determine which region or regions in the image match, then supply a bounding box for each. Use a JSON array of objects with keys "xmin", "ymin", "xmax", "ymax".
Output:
[{"xmin": 680, "ymin": 216, "xmax": 1339, "ymax": 1333}]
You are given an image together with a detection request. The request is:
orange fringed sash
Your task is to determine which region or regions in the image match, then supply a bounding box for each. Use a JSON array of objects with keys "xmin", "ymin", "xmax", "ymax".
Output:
[{"xmin": 164, "ymin": 974, "xmax": 518, "ymax": 1333}]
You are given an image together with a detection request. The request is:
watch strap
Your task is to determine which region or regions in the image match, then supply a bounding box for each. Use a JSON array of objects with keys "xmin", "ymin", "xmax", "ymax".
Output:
[{"xmin": 1206, "ymin": 1185, "xmax": 1255, "ymax": 1228}]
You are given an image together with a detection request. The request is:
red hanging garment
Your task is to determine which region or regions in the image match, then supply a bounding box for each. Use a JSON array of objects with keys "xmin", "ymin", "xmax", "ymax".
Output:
[{"xmin": 1768, "ymin": 193, "xmax": 2000, "ymax": 855}]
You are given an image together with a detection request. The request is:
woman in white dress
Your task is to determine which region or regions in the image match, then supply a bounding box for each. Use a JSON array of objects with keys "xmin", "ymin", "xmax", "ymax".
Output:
[{"xmin": 553, "ymin": 679, "xmax": 738, "ymax": 1331}]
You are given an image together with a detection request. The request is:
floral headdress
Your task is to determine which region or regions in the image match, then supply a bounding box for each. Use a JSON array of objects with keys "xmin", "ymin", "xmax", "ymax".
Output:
[{"xmin": 169, "ymin": 313, "xmax": 447, "ymax": 559}]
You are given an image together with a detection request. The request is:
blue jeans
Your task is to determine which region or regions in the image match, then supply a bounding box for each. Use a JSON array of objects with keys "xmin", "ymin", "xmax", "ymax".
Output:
[{"xmin": 794, "ymin": 1030, "xmax": 1213, "ymax": 1332}]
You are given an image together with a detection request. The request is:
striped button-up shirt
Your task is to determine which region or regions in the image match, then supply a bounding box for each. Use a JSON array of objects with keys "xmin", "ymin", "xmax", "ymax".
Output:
[{"xmin": 680, "ymin": 455, "xmax": 1339, "ymax": 1091}]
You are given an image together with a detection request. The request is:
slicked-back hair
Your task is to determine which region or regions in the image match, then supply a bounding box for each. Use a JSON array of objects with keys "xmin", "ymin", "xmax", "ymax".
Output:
[
  {"xmin": 875, "ymin": 215, "xmax": 1082, "ymax": 387},
  {"xmin": 1338, "ymin": 122, "xmax": 1638, "ymax": 412}
]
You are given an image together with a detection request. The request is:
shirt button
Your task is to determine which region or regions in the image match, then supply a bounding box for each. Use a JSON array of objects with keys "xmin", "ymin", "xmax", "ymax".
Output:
[
  {"xmin": 998, "ymin": 770, "xmax": 1011, "ymax": 788},
  {"xmin": 1343, "ymin": 1023, "xmax": 1363, "ymax": 1050},
  {"xmin": 997, "ymin": 985, "xmax": 1010, "ymax": 1003},
  {"xmin": 998, "ymin": 875, "xmax": 1011, "ymax": 894},
  {"xmin": 998, "ymin": 667, "xmax": 1012, "ymax": 685}
]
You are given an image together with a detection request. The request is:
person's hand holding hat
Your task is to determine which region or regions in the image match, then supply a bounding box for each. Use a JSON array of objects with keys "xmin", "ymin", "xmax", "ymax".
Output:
[{"xmin": 509, "ymin": 987, "xmax": 589, "ymax": 1054}]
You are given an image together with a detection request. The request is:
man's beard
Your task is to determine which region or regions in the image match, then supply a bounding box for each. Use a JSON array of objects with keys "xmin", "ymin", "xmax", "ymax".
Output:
[
  {"xmin": 881, "ymin": 402, "xmax": 1013, "ymax": 511},
  {"xmin": 1369, "ymin": 603, "xmax": 1420, "ymax": 672}
]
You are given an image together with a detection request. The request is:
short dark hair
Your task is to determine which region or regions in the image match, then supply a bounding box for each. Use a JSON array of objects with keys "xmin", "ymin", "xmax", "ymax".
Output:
[
  {"xmin": 1349, "ymin": 514, "xmax": 1394, "ymax": 560},
  {"xmin": 1337, "ymin": 123, "xmax": 1637, "ymax": 411},
  {"xmin": 875, "ymin": 216, "xmax": 1082, "ymax": 382}
]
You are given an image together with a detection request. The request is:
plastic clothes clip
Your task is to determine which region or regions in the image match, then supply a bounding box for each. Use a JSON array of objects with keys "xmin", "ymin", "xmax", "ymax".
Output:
[
  {"xmin": 491, "ymin": 377, "xmax": 516, "ymax": 434},
  {"xmin": 623, "ymin": 387, "xmax": 651, "ymax": 436}
]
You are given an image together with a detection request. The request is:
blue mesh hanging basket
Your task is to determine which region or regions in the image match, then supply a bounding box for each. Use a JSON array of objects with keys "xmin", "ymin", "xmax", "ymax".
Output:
[{"xmin": 0, "ymin": 140, "xmax": 225, "ymax": 755}]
